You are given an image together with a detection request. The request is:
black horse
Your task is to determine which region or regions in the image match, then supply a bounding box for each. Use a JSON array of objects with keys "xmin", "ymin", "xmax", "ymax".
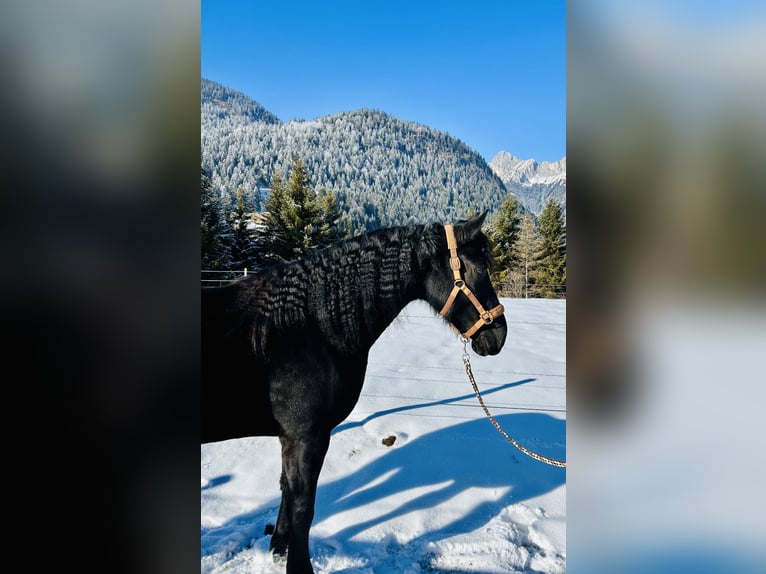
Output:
[{"xmin": 202, "ymin": 212, "xmax": 507, "ymax": 574}]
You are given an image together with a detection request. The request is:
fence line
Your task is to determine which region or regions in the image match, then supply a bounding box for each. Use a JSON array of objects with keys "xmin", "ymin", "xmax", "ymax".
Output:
[
  {"xmin": 496, "ymin": 284, "xmax": 566, "ymax": 299},
  {"xmin": 358, "ymin": 366, "xmax": 566, "ymax": 416},
  {"xmin": 394, "ymin": 313, "xmax": 565, "ymax": 327},
  {"xmin": 359, "ymin": 393, "xmax": 567, "ymax": 415},
  {"xmin": 201, "ymin": 269, "xmax": 250, "ymax": 286},
  {"xmin": 366, "ymin": 364, "xmax": 566, "ymax": 379},
  {"xmin": 201, "ymin": 269, "xmax": 566, "ymax": 298}
]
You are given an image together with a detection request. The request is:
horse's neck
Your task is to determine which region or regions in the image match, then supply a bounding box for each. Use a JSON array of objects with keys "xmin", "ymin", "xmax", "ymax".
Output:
[
  {"xmin": 365, "ymin": 249, "xmax": 420, "ymax": 336},
  {"xmin": 316, "ymin": 230, "xmax": 424, "ymax": 352}
]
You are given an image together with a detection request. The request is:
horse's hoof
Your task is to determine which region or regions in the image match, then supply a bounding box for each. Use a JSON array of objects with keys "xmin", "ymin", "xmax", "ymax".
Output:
[
  {"xmin": 271, "ymin": 547, "xmax": 287, "ymax": 565},
  {"xmin": 270, "ymin": 536, "xmax": 288, "ymax": 560},
  {"xmin": 264, "ymin": 524, "xmax": 275, "ymax": 536}
]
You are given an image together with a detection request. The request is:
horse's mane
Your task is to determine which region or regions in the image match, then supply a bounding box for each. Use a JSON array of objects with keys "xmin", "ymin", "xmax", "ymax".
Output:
[{"xmin": 238, "ymin": 223, "xmax": 444, "ymax": 356}]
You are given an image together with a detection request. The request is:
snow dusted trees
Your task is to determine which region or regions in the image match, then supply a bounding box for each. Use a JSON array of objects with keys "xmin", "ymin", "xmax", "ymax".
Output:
[
  {"xmin": 201, "ymin": 167, "xmax": 232, "ymax": 271},
  {"xmin": 487, "ymin": 193, "xmax": 522, "ymax": 295},
  {"xmin": 229, "ymin": 186, "xmax": 258, "ymax": 271},
  {"xmin": 256, "ymin": 156, "xmax": 348, "ymax": 264},
  {"xmin": 202, "ymin": 79, "xmax": 508, "ymax": 232},
  {"xmin": 201, "ymin": 80, "xmax": 567, "ymax": 292},
  {"xmin": 487, "ymin": 195, "xmax": 566, "ymax": 298},
  {"xmin": 202, "ymin": 156, "xmax": 349, "ymax": 273},
  {"xmin": 511, "ymin": 213, "xmax": 541, "ymax": 298},
  {"xmin": 533, "ymin": 198, "xmax": 566, "ymax": 298}
]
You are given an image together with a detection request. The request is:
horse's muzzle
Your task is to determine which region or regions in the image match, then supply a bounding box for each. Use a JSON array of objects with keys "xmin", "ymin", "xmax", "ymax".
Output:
[{"xmin": 470, "ymin": 320, "xmax": 507, "ymax": 356}]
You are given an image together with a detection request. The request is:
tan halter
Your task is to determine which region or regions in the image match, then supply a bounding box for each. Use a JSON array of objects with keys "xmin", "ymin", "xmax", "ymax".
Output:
[{"xmin": 438, "ymin": 224, "xmax": 505, "ymax": 339}]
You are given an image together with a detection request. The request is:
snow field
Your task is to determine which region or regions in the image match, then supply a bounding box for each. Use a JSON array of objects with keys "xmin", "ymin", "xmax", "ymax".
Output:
[{"xmin": 202, "ymin": 298, "xmax": 566, "ymax": 573}]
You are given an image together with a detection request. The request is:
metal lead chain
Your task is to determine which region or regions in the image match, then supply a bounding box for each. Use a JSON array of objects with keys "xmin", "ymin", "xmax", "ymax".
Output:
[{"xmin": 460, "ymin": 337, "xmax": 566, "ymax": 468}]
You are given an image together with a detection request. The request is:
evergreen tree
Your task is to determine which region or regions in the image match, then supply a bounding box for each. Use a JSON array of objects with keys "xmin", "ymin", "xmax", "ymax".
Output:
[
  {"xmin": 511, "ymin": 213, "xmax": 541, "ymax": 298},
  {"xmin": 257, "ymin": 156, "xmax": 348, "ymax": 264},
  {"xmin": 533, "ymin": 198, "xmax": 566, "ymax": 297},
  {"xmin": 314, "ymin": 189, "xmax": 349, "ymax": 243},
  {"xmin": 201, "ymin": 167, "xmax": 231, "ymax": 271},
  {"xmin": 486, "ymin": 194, "xmax": 521, "ymax": 295},
  {"xmin": 229, "ymin": 186, "xmax": 257, "ymax": 271}
]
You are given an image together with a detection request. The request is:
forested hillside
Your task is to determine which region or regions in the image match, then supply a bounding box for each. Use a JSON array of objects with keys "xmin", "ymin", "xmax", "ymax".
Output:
[
  {"xmin": 202, "ymin": 79, "xmax": 566, "ymax": 295},
  {"xmin": 201, "ymin": 79, "xmax": 509, "ymax": 232}
]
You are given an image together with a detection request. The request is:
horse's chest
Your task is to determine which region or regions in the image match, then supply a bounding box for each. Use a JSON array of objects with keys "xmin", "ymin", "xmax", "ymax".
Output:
[{"xmin": 267, "ymin": 334, "xmax": 369, "ymax": 430}]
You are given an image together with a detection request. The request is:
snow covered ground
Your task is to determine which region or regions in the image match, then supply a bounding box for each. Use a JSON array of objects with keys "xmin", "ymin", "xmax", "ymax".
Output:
[{"xmin": 201, "ymin": 298, "xmax": 566, "ymax": 573}]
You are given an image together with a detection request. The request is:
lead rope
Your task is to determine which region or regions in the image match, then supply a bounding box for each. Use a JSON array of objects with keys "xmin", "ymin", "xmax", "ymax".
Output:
[{"xmin": 461, "ymin": 337, "xmax": 566, "ymax": 468}]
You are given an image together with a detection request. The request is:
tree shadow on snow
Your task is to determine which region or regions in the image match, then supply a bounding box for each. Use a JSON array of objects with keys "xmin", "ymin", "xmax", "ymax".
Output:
[
  {"xmin": 201, "ymin": 380, "xmax": 565, "ymax": 566},
  {"xmin": 332, "ymin": 378, "xmax": 536, "ymax": 435},
  {"xmin": 315, "ymin": 411, "xmax": 565, "ymax": 548}
]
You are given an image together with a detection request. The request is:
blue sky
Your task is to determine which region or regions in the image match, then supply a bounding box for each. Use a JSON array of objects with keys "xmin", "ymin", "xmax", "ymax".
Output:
[{"xmin": 202, "ymin": 1, "xmax": 565, "ymax": 163}]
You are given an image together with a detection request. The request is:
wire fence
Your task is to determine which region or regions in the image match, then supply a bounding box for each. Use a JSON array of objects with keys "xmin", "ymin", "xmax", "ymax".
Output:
[
  {"xmin": 201, "ymin": 269, "xmax": 250, "ymax": 286},
  {"xmin": 495, "ymin": 281, "xmax": 567, "ymax": 299},
  {"xmin": 370, "ymin": 307, "xmax": 566, "ymax": 416},
  {"xmin": 359, "ymin": 375, "xmax": 567, "ymax": 416},
  {"xmin": 201, "ymin": 269, "xmax": 566, "ymax": 298}
]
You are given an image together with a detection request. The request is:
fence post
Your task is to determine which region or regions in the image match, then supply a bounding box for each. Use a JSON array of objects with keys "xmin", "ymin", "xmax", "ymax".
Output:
[{"xmin": 244, "ymin": 268, "xmax": 247, "ymax": 277}]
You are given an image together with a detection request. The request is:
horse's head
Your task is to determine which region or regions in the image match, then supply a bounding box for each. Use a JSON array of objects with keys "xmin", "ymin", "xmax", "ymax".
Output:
[{"xmin": 424, "ymin": 212, "xmax": 508, "ymax": 356}]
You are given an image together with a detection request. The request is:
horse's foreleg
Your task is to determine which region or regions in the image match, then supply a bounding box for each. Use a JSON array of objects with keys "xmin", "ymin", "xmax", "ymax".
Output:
[
  {"xmin": 278, "ymin": 432, "xmax": 330, "ymax": 574},
  {"xmin": 269, "ymin": 469, "xmax": 290, "ymax": 559}
]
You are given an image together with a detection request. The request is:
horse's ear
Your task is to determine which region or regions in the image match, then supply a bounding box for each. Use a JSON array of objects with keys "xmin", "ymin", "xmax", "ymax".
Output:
[{"xmin": 455, "ymin": 211, "xmax": 488, "ymax": 242}]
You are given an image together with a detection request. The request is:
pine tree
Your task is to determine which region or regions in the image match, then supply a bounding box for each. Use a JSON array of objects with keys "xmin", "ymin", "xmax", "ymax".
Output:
[
  {"xmin": 314, "ymin": 189, "xmax": 348, "ymax": 244},
  {"xmin": 533, "ymin": 198, "xmax": 566, "ymax": 298},
  {"xmin": 511, "ymin": 213, "xmax": 541, "ymax": 298},
  {"xmin": 487, "ymin": 194, "xmax": 521, "ymax": 295},
  {"xmin": 257, "ymin": 156, "xmax": 348, "ymax": 264},
  {"xmin": 201, "ymin": 167, "xmax": 232, "ymax": 271},
  {"xmin": 229, "ymin": 186, "xmax": 257, "ymax": 271}
]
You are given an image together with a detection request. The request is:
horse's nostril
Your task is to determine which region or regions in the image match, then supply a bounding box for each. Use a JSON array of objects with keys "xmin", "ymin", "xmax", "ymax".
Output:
[
  {"xmin": 472, "ymin": 328, "xmax": 507, "ymax": 357},
  {"xmin": 471, "ymin": 338, "xmax": 489, "ymax": 356}
]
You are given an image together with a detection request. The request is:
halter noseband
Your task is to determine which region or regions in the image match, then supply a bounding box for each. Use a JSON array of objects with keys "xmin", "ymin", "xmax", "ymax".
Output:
[{"xmin": 438, "ymin": 224, "xmax": 505, "ymax": 339}]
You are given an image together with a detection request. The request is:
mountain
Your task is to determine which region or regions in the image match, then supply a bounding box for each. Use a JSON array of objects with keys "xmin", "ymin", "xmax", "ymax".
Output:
[
  {"xmin": 489, "ymin": 151, "xmax": 566, "ymax": 216},
  {"xmin": 202, "ymin": 79, "xmax": 280, "ymax": 125},
  {"xmin": 201, "ymin": 79, "xmax": 563, "ymax": 231}
]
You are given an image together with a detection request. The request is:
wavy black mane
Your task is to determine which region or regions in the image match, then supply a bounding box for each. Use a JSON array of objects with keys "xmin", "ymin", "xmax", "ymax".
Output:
[{"xmin": 219, "ymin": 223, "xmax": 444, "ymax": 357}]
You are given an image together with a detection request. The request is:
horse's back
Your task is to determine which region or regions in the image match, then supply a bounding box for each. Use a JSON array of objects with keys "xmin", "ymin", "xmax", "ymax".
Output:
[{"xmin": 202, "ymin": 282, "xmax": 280, "ymax": 442}]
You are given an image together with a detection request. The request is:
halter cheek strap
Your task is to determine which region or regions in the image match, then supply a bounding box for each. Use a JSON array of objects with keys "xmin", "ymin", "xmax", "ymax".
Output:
[{"xmin": 438, "ymin": 224, "xmax": 505, "ymax": 339}]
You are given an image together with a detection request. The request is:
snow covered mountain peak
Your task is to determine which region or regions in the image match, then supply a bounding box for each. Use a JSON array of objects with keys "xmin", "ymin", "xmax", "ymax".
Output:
[{"xmin": 490, "ymin": 151, "xmax": 566, "ymax": 186}]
